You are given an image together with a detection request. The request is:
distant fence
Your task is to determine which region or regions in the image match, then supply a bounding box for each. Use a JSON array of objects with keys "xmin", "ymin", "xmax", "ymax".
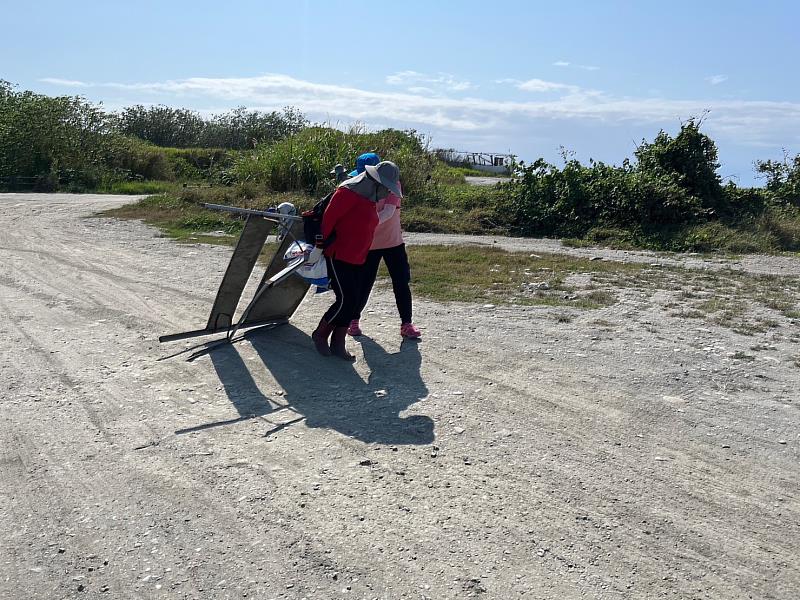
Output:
[
  {"xmin": 0, "ymin": 176, "xmax": 224, "ymax": 192},
  {"xmin": 0, "ymin": 174, "xmax": 77, "ymax": 191},
  {"xmin": 182, "ymin": 182, "xmax": 216, "ymax": 189},
  {"xmin": 0, "ymin": 176, "xmax": 41, "ymax": 190},
  {"xmin": 434, "ymin": 149, "xmax": 515, "ymax": 174}
]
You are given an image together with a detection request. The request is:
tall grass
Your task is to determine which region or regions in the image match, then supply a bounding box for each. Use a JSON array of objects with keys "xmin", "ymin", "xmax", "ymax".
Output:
[{"xmin": 233, "ymin": 125, "xmax": 436, "ymax": 196}]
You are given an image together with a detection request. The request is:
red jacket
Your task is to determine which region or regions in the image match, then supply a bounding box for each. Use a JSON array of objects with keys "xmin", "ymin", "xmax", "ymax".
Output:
[{"xmin": 321, "ymin": 187, "xmax": 379, "ymax": 265}]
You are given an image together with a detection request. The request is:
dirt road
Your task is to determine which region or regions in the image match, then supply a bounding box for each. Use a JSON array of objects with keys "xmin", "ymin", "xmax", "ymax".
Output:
[{"xmin": 1, "ymin": 194, "xmax": 798, "ymax": 599}]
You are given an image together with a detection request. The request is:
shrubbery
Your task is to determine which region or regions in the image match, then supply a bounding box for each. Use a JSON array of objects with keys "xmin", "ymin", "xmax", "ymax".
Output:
[
  {"xmin": 114, "ymin": 105, "xmax": 306, "ymax": 149},
  {"xmin": 233, "ymin": 126, "xmax": 436, "ymax": 196},
  {"xmin": 2, "ymin": 80, "xmax": 800, "ymax": 253},
  {"xmin": 0, "ymin": 80, "xmax": 108, "ymax": 189},
  {"xmin": 497, "ymin": 120, "xmax": 800, "ymax": 251},
  {"xmin": 0, "ymin": 81, "xmax": 303, "ymax": 190},
  {"xmin": 102, "ymin": 135, "xmax": 234, "ymax": 182},
  {"xmin": 503, "ymin": 122, "xmax": 727, "ymax": 237},
  {"xmin": 757, "ymin": 152, "xmax": 800, "ymax": 206}
]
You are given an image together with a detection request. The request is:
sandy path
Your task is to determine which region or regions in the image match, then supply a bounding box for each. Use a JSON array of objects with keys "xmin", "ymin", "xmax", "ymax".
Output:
[{"xmin": 1, "ymin": 193, "xmax": 798, "ymax": 599}]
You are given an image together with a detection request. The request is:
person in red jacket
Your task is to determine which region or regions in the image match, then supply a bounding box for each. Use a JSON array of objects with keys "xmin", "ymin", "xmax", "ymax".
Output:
[
  {"xmin": 345, "ymin": 153, "xmax": 421, "ymax": 340},
  {"xmin": 311, "ymin": 161, "xmax": 403, "ymax": 361}
]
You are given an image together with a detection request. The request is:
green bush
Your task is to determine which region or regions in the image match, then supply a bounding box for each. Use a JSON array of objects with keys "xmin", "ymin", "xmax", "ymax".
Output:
[
  {"xmin": 0, "ymin": 82, "xmax": 305, "ymax": 190},
  {"xmin": 681, "ymin": 222, "xmax": 777, "ymax": 253},
  {"xmin": 436, "ymin": 183, "xmax": 505, "ymax": 211},
  {"xmin": 635, "ymin": 119, "xmax": 726, "ymax": 216},
  {"xmin": 162, "ymin": 147, "xmax": 234, "ymax": 181},
  {"xmin": 0, "ymin": 80, "xmax": 107, "ymax": 186},
  {"xmin": 430, "ymin": 163, "xmax": 468, "ymax": 185},
  {"xmin": 499, "ymin": 122, "xmax": 786, "ymax": 250},
  {"xmin": 233, "ymin": 126, "xmax": 435, "ymax": 196},
  {"xmin": 584, "ymin": 227, "xmax": 638, "ymax": 248},
  {"xmin": 402, "ymin": 205, "xmax": 506, "ymax": 234},
  {"xmin": 176, "ymin": 184, "xmax": 256, "ymax": 207},
  {"xmin": 102, "ymin": 135, "xmax": 173, "ymax": 180},
  {"xmin": 755, "ymin": 205, "xmax": 800, "ymax": 250},
  {"xmin": 757, "ymin": 152, "xmax": 800, "ymax": 206},
  {"xmin": 100, "ymin": 135, "xmax": 234, "ymax": 183},
  {"xmin": 114, "ymin": 105, "xmax": 306, "ymax": 149},
  {"xmin": 723, "ymin": 183, "xmax": 768, "ymax": 219},
  {"xmin": 502, "ymin": 155, "xmax": 706, "ymax": 238}
]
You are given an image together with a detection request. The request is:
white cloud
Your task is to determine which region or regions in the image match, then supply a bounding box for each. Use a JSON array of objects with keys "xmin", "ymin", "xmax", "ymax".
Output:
[
  {"xmin": 406, "ymin": 86, "xmax": 437, "ymax": 95},
  {"xmin": 385, "ymin": 70, "xmax": 421, "ymax": 85},
  {"xmin": 385, "ymin": 70, "xmax": 473, "ymax": 92},
  {"xmin": 553, "ymin": 61, "xmax": 600, "ymax": 71},
  {"xmin": 514, "ymin": 78, "xmax": 581, "ymax": 94},
  {"xmin": 37, "ymin": 73, "xmax": 800, "ymax": 150},
  {"xmin": 706, "ymin": 74, "xmax": 729, "ymax": 85},
  {"xmin": 39, "ymin": 78, "xmax": 88, "ymax": 87}
]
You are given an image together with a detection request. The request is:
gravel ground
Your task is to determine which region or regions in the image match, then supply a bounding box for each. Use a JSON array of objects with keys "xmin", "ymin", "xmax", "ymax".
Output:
[{"xmin": 1, "ymin": 193, "xmax": 798, "ymax": 600}]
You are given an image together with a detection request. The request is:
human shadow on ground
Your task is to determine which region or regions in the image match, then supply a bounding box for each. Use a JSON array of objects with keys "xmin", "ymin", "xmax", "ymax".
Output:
[{"xmin": 245, "ymin": 325, "xmax": 433, "ymax": 445}]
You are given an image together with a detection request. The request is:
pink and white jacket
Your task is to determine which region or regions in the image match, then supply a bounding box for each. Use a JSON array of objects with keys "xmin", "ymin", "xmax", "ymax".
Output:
[{"xmin": 370, "ymin": 185, "xmax": 404, "ymax": 250}]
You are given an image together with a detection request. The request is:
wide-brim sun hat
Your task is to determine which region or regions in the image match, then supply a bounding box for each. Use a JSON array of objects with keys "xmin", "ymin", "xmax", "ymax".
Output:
[{"xmin": 364, "ymin": 161, "xmax": 403, "ymax": 198}]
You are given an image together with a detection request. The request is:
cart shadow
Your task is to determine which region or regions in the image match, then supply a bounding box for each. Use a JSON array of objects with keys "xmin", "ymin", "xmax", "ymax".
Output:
[
  {"xmin": 173, "ymin": 340, "xmax": 278, "ymax": 435},
  {"xmin": 250, "ymin": 325, "xmax": 433, "ymax": 445}
]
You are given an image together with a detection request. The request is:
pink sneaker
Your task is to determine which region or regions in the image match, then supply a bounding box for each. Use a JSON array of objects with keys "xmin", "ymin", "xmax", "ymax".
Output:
[
  {"xmin": 400, "ymin": 322, "xmax": 421, "ymax": 339},
  {"xmin": 347, "ymin": 319, "xmax": 362, "ymax": 336}
]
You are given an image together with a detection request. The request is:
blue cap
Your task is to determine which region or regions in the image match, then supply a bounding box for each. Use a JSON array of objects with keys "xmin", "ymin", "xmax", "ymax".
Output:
[{"xmin": 348, "ymin": 152, "xmax": 381, "ymax": 177}]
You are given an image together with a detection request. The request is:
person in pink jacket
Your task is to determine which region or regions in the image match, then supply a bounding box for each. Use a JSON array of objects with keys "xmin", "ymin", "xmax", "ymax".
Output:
[{"xmin": 346, "ymin": 153, "xmax": 421, "ymax": 340}]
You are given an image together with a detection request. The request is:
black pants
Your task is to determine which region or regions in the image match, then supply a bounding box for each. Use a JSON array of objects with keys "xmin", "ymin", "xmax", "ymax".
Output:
[
  {"xmin": 323, "ymin": 257, "xmax": 365, "ymax": 327},
  {"xmin": 354, "ymin": 244, "xmax": 412, "ymax": 324}
]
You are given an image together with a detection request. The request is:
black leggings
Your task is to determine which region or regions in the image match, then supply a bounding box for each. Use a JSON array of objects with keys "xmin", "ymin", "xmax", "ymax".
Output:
[
  {"xmin": 354, "ymin": 244, "xmax": 412, "ymax": 324},
  {"xmin": 323, "ymin": 257, "xmax": 365, "ymax": 327}
]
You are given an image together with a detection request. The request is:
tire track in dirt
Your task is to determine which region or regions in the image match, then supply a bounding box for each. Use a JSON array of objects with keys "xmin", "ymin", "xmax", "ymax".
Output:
[{"xmin": 0, "ymin": 245, "xmax": 211, "ymax": 305}]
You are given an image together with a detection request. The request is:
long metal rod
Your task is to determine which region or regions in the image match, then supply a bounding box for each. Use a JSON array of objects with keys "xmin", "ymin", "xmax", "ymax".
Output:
[
  {"xmin": 158, "ymin": 317, "xmax": 289, "ymax": 343},
  {"xmin": 203, "ymin": 203, "xmax": 303, "ymax": 221},
  {"xmin": 185, "ymin": 320, "xmax": 287, "ymax": 362}
]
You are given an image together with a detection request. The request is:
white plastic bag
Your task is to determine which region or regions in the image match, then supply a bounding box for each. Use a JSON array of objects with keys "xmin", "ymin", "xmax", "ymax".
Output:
[
  {"xmin": 283, "ymin": 241, "xmax": 329, "ymax": 287},
  {"xmin": 297, "ymin": 258, "xmax": 328, "ymax": 286}
]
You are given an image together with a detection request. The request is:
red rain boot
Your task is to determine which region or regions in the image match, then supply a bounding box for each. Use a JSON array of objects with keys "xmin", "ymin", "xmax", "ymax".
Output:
[
  {"xmin": 330, "ymin": 326, "xmax": 356, "ymax": 362},
  {"xmin": 311, "ymin": 318, "xmax": 334, "ymax": 357}
]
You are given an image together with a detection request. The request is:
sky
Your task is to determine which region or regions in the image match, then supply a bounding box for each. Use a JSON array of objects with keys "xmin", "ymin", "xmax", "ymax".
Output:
[{"xmin": 2, "ymin": 0, "xmax": 799, "ymax": 185}]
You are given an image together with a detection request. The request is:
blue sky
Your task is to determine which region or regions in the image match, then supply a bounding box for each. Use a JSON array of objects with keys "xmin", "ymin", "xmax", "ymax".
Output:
[{"xmin": 3, "ymin": 0, "xmax": 799, "ymax": 185}]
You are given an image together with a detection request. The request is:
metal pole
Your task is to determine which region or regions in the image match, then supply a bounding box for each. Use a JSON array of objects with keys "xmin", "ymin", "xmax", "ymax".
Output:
[{"xmin": 202, "ymin": 203, "xmax": 304, "ymax": 222}]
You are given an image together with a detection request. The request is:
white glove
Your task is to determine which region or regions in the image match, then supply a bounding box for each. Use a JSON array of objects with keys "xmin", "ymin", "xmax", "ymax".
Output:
[{"xmin": 305, "ymin": 246, "xmax": 323, "ymax": 265}]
